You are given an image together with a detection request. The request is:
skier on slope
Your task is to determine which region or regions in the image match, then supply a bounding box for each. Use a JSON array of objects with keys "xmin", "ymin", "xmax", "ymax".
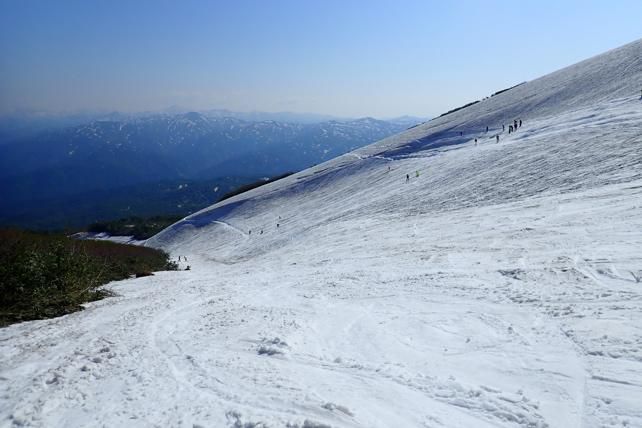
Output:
[
  {"xmin": 406, "ymin": 174, "xmax": 410, "ymax": 183},
  {"xmin": 496, "ymin": 135, "xmax": 500, "ymax": 143}
]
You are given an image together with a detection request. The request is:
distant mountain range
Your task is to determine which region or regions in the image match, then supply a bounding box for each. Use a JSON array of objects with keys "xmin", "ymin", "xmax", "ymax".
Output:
[
  {"xmin": 0, "ymin": 109, "xmax": 426, "ymax": 141},
  {"xmin": 0, "ymin": 112, "xmax": 425, "ymax": 229}
]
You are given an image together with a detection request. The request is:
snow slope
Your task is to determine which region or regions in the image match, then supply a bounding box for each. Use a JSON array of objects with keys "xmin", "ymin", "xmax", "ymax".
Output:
[{"xmin": 1, "ymin": 39, "xmax": 642, "ymax": 427}]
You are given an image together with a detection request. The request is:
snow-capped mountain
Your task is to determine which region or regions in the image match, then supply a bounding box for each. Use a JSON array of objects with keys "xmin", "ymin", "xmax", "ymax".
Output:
[
  {"xmin": 0, "ymin": 114, "xmax": 415, "ymax": 228},
  {"xmin": 1, "ymin": 39, "xmax": 641, "ymax": 427},
  {"xmin": 0, "ymin": 113, "xmax": 414, "ymax": 183}
]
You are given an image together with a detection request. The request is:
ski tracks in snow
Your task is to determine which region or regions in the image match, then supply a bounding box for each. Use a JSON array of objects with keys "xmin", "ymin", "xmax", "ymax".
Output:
[
  {"xmin": 211, "ymin": 220, "xmax": 250, "ymax": 240},
  {"xmin": 3, "ymin": 45, "xmax": 642, "ymax": 426}
]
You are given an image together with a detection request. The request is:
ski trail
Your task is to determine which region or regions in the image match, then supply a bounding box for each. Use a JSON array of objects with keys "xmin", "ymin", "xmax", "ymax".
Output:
[
  {"xmin": 147, "ymin": 295, "xmax": 247, "ymax": 409},
  {"xmin": 211, "ymin": 220, "xmax": 249, "ymax": 239}
]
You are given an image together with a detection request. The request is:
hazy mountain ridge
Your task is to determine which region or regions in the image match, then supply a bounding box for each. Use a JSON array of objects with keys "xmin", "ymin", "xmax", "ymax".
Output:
[
  {"xmin": 0, "ymin": 113, "xmax": 419, "ymax": 228},
  {"xmin": 0, "ymin": 113, "xmax": 416, "ymax": 179}
]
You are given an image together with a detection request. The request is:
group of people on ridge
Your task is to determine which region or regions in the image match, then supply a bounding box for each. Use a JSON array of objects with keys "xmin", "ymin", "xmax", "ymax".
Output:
[
  {"xmin": 406, "ymin": 117, "xmax": 525, "ymax": 183},
  {"xmin": 508, "ymin": 118, "xmax": 523, "ymax": 134}
]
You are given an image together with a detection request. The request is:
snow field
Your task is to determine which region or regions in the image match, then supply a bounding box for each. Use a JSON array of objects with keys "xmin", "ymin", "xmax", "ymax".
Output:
[{"xmin": 1, "ymin": 39, "xmax": 642, "ymax": 427}]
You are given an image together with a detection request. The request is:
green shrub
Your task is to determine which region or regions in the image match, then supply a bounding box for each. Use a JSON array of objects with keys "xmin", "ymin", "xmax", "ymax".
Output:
[
  {"xmin": 0, "ymin": 229, "xmax": 177, "ymax": 326},
  {"xmin": 217, "ymin": 172, "xmax": 294, "ymax": 203},
  {"xmin": 87, "ymin": 215, "xmax": 183, "ymax": 240}
]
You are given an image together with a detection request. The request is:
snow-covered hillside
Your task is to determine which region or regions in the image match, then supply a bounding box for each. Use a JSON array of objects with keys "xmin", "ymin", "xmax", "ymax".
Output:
[{"xmin": 2, "ymin": 39, "xmax": 642, "ymax": 427}]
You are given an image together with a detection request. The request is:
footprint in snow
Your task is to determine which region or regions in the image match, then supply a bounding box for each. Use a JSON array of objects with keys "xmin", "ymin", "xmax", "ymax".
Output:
[
  {"xmin": 257, "ymin": 346, "xmax": 283, "ymax": 356},
  {"xmin": 322, "ymin": 402, "xmax": 354, "ymax": 417},
  {"xmin": 257, "ymin": 337, "xmax": 288, "ymax": 356}
]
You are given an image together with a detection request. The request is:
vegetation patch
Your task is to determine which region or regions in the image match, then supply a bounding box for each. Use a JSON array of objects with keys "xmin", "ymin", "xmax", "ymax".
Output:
[
  {"xmin": 87, "ymin": 215, "xmax": 183, "ymax": 240},
  {"xmin": 217, "ymin": 172, "xmax": 295, "ymax": 203},
  {"xmin": 0, "ymin": 228, "xmax": 177, "ymax": 326},
  {"xmin": 437, "ymin": 100, "xmax": 481, "ymax": 118},
  {"xmin": 435, "ymin": 82, "xmax": 526, "ymax": 119},
  {"xmin": 491, "ymin": 82, "xmax": 526, "ymax": 97}
]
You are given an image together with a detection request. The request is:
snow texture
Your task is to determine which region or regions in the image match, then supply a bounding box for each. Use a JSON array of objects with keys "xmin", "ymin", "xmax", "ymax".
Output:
[{"xmin": 1, "ymin": 39, "xmax": 642, "ymax": 427}]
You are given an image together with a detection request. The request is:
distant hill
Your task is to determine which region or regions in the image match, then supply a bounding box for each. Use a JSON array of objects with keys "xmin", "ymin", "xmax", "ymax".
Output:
[{"xmin": 0, "ymin": 113, "xmax": 419, "ymax": 229}]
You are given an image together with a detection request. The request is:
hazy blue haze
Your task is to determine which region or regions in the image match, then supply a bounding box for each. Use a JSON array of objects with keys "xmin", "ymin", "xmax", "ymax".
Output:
[{"xmin": 1, "ymin": 0, "xmax": 640, "ymax": 117}]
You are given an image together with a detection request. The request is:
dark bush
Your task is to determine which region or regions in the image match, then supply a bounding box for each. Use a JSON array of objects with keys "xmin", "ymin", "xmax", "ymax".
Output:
[
  {"xmin": 491, "ymin": 82, "xmax": 526, "ymax": 97},
  {"xmin": 217, "ymin": 172, "xmax": 294, "ymax": 203},
  {"xmin": 87, "ymin": 215, "xmax": 183, "ymax": 240},
  {"xmin": 438, "ymin": 100, "xmax": 481, "ymax": 118},
  {"xmin": 0, "ymin": 228, "xmax": 177, "ymax": 326},
  {"xmin": 135, "ymin": 271, "xmax": 154, "ymax": 278}
]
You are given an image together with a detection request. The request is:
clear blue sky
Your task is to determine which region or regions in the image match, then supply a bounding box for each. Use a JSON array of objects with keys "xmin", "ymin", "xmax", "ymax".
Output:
[{"xmin": 1, "ymin": 0, "xmax": 640, "ymax": 118}]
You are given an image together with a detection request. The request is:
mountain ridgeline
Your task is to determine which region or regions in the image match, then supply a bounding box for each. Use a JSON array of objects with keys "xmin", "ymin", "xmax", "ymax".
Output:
[{"xmin": 0, "ymin": 113, "xmax": 419, "ymax": 229}]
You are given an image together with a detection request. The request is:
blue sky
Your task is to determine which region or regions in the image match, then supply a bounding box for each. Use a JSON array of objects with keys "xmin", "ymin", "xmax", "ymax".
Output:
[{"xmin": 1, "ymin": 0, "xmax": 640, "ymax": 118}]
